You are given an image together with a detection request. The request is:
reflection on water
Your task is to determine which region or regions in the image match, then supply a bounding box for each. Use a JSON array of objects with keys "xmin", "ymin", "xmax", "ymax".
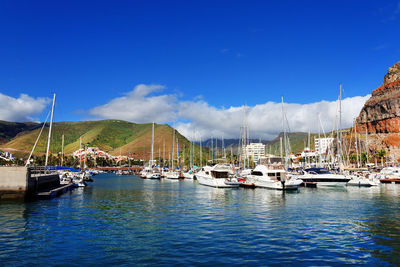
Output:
[{"xmin": 1, "ymin": 174, "xmax": 400, "ymax": 265}]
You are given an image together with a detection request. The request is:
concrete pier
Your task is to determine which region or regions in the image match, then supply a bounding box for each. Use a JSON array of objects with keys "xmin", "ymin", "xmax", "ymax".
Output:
[{"xmin": 0, "ymin": 166, "xmax": 60, "ymax": 200}]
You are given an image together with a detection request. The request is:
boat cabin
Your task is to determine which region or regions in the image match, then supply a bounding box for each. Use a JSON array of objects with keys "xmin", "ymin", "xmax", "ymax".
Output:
[
  {"xmin": 251, "ymin": 165, "xmax": 286, "ymax": 181},
  {"xmin": 211, "ymin": 171, "xmax": 229, "ymax": 178}
]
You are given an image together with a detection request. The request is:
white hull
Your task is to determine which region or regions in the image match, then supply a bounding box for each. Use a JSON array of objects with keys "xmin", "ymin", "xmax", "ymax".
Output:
[
  {"xmin": 247, "ymin": 176, "xmax": 301, "ymax": 190},
  {"xmin": 165, "ymin": 171, "xmax": 181, "ymax": 179},
  {"xmin": 298, "ymin": 174, "xmax": 350, "ymax": 187},
  {"xmin": 347, "ymin": 177, "xmax": 378, "ymax": 187},
  {"xmin": 148, "ymin": 173, "xmax": 161, "ymax": 179},
  {"xmin": 183, "ymin": 173, "xmax": 194, "ymax": 179},
  {"xmin": 196, "ymin": 174, "xmax": 239, "ymax": 188}
]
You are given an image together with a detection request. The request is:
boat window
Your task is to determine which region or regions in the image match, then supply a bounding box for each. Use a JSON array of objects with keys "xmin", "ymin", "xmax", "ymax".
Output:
[
  {"xmin": 306, "ymin": 168, "xmax": 331, "ymax": 174},
  {"xmin": 268, "ymin": 173, "xmax": 275, "ymax": 177},
  {"xmin": 277, "ymin": 173, "xmax": 281, "ymax": 178},
  {"xmin": 212, "ymin": 171, "xmax": 229, "ymax": 178},
  {"xmin": 251, "ymin": 171, "xmax": 263, "ymax": 176},
  {"xmin": 317, "ymin": 169, "xmax": 331, "ymax": 174}
]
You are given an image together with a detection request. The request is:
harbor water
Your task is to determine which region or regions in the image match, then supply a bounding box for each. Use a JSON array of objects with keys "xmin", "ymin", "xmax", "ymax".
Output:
[{"xmin": 1, "ymin": 173, "xmax": 400, "ymax": 266}]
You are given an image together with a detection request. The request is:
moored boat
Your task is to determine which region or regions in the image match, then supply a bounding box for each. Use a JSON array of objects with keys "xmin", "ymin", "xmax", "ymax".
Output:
[
  {"xmin": 196, "ymin": 164, "xmax": 241, "ymax": 188},
  {"xmin": 296, "ymin": 168, "xmax": 350, "ymax": 186},
  {"xmin": 245, "ymin": 164, "xmax": 302, "ymax": 190}
]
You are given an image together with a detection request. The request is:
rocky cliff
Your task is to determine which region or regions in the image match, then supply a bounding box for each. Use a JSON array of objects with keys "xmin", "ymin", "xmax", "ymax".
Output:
[
  {"xmin": 356, "ymin": 61, "xmax": 400, "ymax": 133},
  {"xmin": 356, "ymin": 61, "xmax": 400, "ymax": 161}
]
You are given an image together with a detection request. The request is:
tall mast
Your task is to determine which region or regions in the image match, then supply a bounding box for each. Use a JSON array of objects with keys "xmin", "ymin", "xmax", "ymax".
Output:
[
  {"xmin": 177, "ymin": 137, "xmax": 180, "ymax": 169},
  {"xmin": 366, "ymin": 128, "xmax": 369, "ymax": 165},
  {"xmin": 281, "ymin": 97, "xmax": 287, "ymax": 169},
  {"xmin": 25, "ymin": 112, "xmax": 51, "ymax": 167},
  {"xmin": 308, "ymin": 130, "xmax": 311, "ymax": 165},
  {"xmin": 318, "ymin": 114, "xmax": 322, "ymax": 167},
  {"xmin": 163, "ymin": 139, "xmax": 165, "ymax": 167},
  {"xmin": 354, "ymin": 119, "xmax": 359, "ymax": 168},
  {"xmin": 200, "ymin": 136, "xmax": 202, "ymax": 167},
  {"xmin": 338, "ymin": 84, "xmax": 343, "ymax": 167},
  {"xmin": 222, "ymin": 135, "xmax": 226, "ymax": 158},
  {"xmin": 84, "ymin": 144, "xmax": 87, "ymax": 169},
  {"xmin": 230, "ymin": 146, "xmax": 233, "ymax": 164},
  {"xmin": 211, "ymin": 137, "xmax": 214, "ymax": 163},
  {"xmin": 171, "ymin": 128, "xmax": 175, "ymax": 169},
  {"xmin": 151, "ymin": 122, "xmax": 154, "ymax": 166},
  {"xmin": 45, "ymin": 93, "xmax": 56, "ymax": 167},
  {"xmin": 241, "ymin": 105, "xmax": 248, "ymax": 169},
  {"xmin": 61, "ymin": 134, "xmax": 64, "ymax": 166},
  {"xmin": 79, "ymin": 136, "xmax": 82, "ymax": 169},
  {"xmin": 215, "ymin": 138, "xmax": 217, "ymax": 159},
  {"xmin": 193, "ymin": 131, "xmax": 195, "ymax": 167}
]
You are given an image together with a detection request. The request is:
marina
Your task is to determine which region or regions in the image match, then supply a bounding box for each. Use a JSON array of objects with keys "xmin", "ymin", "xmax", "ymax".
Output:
[
  {"xmin": 2, "ymin": 1, "xmax": 400, "ymax": 265},
  {"xmin": 1, "ymin": 172, "xmax": 400, "ymax": 265}
]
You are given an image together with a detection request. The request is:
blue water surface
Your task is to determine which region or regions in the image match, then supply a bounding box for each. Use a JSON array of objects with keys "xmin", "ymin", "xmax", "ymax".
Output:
[{"xmin": 1, "ymin": 173, "xmax": 400, "ymax": 266}]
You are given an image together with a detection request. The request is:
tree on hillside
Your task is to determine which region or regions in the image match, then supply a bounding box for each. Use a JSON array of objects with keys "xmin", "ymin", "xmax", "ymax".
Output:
[
  {"xmin": 361, "ymin": 152, "xmax": 368, "ymax": 164},
  {"xmin": 377, "ymin": 149, "xmax": 386, "ymax": 166}
]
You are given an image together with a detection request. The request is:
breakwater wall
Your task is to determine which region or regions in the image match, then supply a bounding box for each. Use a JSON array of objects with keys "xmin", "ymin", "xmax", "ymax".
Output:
[{"xmin": 0, "ymin": 167, "xmax": 59, "ymax": 200}]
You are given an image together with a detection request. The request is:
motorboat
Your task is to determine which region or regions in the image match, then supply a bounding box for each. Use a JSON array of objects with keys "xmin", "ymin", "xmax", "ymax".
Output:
[
  {"xmin": 183, "ymin": 170, "xmax": 194, "ymax": 179},
  {"xmin": 296, "ymin": 167, "xmax": 350, "ymax": 186},
  {"xmin": 347, "ymin": 176, "xmax": 378, "ymax": 186},
  {"xmin": 72, "ymin": 172, "xmax": 87, "ymax": 187},
  {"xmin": 245, "ymin": 164, "xmax": 302, "ymax": 190},
  {"xmin": 345, "ymin": 170, "xmax": 378, "ymax": 187},
  {"xmin": 196, "ymin": 164, "xmax": 241, "ymax": 188},
  {"xmin": 147, "ymin": 169, "xmax": 161, "ymax": 179},
  {"xmin": 165, "ymin": 170, "xmax": 181, "ymax": 179},
  {"xmin": 140, "ymin": 167, "xmax": 152, "ymax": 179}
]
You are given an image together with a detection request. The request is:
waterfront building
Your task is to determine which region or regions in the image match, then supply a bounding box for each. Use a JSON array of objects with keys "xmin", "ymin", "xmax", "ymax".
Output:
[
  {"xmin": 315, "ymin": 138, "xmax": 334, "ymax": 155},
  {"xmin": 244, "ymin": 143, "xmax": 265, "ymax": 163},
  {"xmin": 300, "ymin": 147, "xmax": 317, "ymax": 158}
]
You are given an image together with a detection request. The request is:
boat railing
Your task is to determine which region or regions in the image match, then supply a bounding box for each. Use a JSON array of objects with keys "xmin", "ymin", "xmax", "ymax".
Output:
[{"xmin": 28, "ymin": 166, "xmax": 52, "ymax": 176}]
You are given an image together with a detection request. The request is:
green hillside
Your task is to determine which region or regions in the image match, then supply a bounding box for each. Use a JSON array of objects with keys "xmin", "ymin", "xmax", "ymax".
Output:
[
  {"xmin": 0, "ymin": 120, "xmax": 196, "ymax": 160},
  {"xmin": 0, "ymin": 121, "xmax": 40, "ymax": 144}
]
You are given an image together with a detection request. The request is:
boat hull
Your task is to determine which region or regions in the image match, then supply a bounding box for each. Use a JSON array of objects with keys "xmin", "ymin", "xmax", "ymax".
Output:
[
  {"xmin": 196, "ymin": 175, "xmax": 240, "ymax": 188},
  {"xmin": 247, "ymin": 176, "xmax": 301, "ymax": 190},
  {"xmin": 298, "ymin": 174, "xmax": 350, "ymax": 187}
]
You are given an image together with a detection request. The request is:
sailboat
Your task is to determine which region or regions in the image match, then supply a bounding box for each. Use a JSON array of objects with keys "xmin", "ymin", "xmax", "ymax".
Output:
[
  {"xmin": 146, "ymin": 122, "xmax": 161, "ymax": 179},
  {"xmin": 296, "ymin": 87, "xmax": 350, "ymax": 186},
  {"xmin": 165, "ymin": 129, "xmax": 180, "ymax": 179}
]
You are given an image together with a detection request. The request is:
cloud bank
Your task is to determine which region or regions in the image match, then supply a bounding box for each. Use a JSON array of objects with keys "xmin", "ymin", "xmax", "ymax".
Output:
[
  {"xmin": 89, "ymin": 84, "xmax": 178, "ymax": 123},
  {"xmin": 0, "ymin": 93, "xmax": 50, "ymax": 122},
  {"xmin": 89, "ymin": 84, "xmax": 370, "ymax": 140}
]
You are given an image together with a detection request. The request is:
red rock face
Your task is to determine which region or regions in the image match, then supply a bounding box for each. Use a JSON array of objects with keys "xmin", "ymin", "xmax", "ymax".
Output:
[
  {"xmin": 356, "ymin": 61, "xmax": 400, "ymax": 134},
  {"xmin": 357, "ymin": 117, "xmax": 400, "ymax": 133}
]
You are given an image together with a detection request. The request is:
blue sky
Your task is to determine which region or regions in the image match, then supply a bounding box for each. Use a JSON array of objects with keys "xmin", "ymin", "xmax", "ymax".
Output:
[{"xmin": 0, "ymin": 0, "xmax": 399, "ymax": 139}]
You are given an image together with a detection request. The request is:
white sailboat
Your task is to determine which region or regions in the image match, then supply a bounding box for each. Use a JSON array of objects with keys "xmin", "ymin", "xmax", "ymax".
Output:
[
  {"xmin": 147, "ymin": 122, "xmax": 161, "ymax": 179},
  {"xmin": 165, "ymin": 129, "xmax": 180, "ymax": 179}
]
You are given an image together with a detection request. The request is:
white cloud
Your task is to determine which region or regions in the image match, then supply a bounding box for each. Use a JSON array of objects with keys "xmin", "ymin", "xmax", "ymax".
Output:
[
  {"xmin": 175, "ymin": 95, "xmax": 370, "ymax": 141},
  {"xmin": 0, "ymin": 93, "xmax": 50, "ymax": 122},
  {"xmin": 89, "ymin": 84, "xmax": 370, "ymax": 140},
  {"xmin": 89, "ymin": 84, "xmax": 178, "ymax": 123}
]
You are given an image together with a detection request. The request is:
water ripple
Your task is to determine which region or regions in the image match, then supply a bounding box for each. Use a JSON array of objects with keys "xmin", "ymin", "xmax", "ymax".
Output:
[{"xmin": 1, "ymin": 174, "xmax": 400, "ymax": 265}]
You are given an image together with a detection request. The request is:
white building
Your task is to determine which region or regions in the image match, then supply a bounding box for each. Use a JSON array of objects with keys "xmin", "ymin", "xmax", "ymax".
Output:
[
  {"xmin": 244, "ymin": 143, "xmax": 265, "ymax": 163},
  {"xmin": 315, "ymin": 138, "xmax": 334, "ymax": 155},
  {"xmin": 300, "ymin": 147, "xmax": 317, "ymax": 158}
]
